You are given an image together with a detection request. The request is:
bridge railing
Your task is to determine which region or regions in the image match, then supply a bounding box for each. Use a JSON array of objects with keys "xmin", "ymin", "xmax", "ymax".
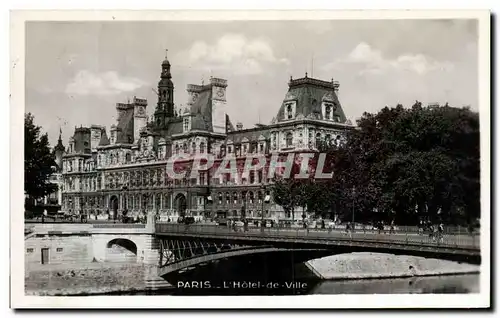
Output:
[
  {"xmin": 155, "ymin": 223, "xmax": 480, "ymax": 251},
  {"xmin": 92, "ymin": 224, "xmax": 146, "ymax": 229}
]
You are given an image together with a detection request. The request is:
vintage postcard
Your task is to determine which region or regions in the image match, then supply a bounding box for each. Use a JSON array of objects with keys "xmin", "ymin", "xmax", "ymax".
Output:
[{"xmin": 10, "ymin": 10, "xmax": 491, "ymax": 309}]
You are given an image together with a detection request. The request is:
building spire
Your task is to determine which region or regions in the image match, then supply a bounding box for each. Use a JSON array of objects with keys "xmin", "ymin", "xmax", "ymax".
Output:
[
  {"xmin": 55, "ymin": 126, "xmax": 65, "ymax": 151},
  {"xmin": 165, "ymin": 48, "xmax": 168, "ymax": 60}
]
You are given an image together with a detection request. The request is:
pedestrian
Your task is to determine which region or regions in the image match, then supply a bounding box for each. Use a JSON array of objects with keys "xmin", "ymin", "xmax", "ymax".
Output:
[
  {"xmin": 389, "ymin": 220, "xmax": 395, "ymax": 234},
  {"xmin": 429, "ymin": 225, "xmax": 435, "ymax": 240},
  {"xmin": 437, "ymin": 223, "xmax": 444, "ymax": 243}
]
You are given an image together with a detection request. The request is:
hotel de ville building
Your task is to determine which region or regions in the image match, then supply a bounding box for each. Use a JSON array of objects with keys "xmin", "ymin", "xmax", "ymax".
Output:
[{"xmin": 55, "ymin": 52, "xmax": 354, "ymax": 222}]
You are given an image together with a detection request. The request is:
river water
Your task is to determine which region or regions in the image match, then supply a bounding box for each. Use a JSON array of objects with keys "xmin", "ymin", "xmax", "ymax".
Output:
[
  {"xmin": 68, "ymin": 254, "xmax": 480, "ymax": 296},
  {"xmin": 97, "ymin": 254, "xmax": 479, "ymax": 296},
  {"xmin": 98, "ymin": 273, "xmax": 479, "ymax": 296}
]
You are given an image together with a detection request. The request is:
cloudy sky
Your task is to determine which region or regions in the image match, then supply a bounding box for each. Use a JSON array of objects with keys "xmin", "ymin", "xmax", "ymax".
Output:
[{"xmin": 25, "ymin": 19, "xmax": 478, "ymax": 147}]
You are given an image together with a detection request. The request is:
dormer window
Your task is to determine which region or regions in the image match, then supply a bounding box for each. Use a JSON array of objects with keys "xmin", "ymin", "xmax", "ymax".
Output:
[
  {"xmin": 200, "ymin": 142, "xmax": 206, "ymax": 154},
  {"xmin": 287, "ymin": 104, "xmax": 293, "ymax": 119},
  {"xmin": 325, "ymin": 105, "xmax": 332, "ymax": 120}
]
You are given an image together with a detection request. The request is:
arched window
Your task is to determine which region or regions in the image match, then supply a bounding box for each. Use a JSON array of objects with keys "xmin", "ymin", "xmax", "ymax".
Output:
[
  {"xmin": 233, "ymin": 192, "xmax": 238, "ymax": 204},
  {"xmin": 183, "ymin": 143, "xmax": 187, "ymax": 153},
  {"xmin": 325, "ymin": 105, "xmax": 332, "ymax": 120},
  {"xmin": 125, "ymin": 153, "xmax": 131, "ymax": 163},
  {"xmin": 218, "ymin": 193, "xmax": 223, "ymax": 205},
  {"xmin": 315, "ymin": 132, "xmax": 321, "ymax": 146},
  {"xmin": 155, "ymin": 194, "xmax": 161, "ymax": 212},
  {"xmin": 286, "ymin": 132, "xmax": 293, "ymax": 147},
  {"xmin": 286, "ymin": 104, "xmax": 293, "ymax": 119},
  {"xmin": 249, "ymin": 192, "xmax": 254, "ymax": 204},
  {"xmin": 325, "ymin": 134, "xmax": 331, "ymax": 145},
  {"xmin": 225, "ymin": 192, "xmax": 230, "ymax": 204},
  {"xmin": 192, "ymin": 142, "xmax": 196, "ymax": 154},
  {"xmin": 200, "ymin": 142, "xmax": 205, "ymax": 154},
  {"xmin": 220, "ymin": 145, "xmax": 226, "ymax": 157},
  {"xmin": 175, "ymin": 144, "xmax": 180, "ymax": 155}
]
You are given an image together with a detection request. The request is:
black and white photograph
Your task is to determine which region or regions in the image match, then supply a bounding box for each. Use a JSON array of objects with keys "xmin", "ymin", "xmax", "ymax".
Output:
[{"xmin": 10, "ymin": 9, "xmax": 491, "ymax": 309}]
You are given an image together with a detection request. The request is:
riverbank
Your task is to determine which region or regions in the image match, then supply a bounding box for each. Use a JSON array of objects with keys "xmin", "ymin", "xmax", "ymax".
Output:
[
  {"xmin": 306, "ymin": 252, "xmax": 480, "ymax": 280},
  {"xmin": 24, "ymin": 262, "xmax": 171, "ymax": 296}
]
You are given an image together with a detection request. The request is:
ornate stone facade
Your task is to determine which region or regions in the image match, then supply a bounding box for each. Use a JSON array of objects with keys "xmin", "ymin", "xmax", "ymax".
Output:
[{"xmin": 60, "ymin": 53, "xmax": 354, "ymax": 222}]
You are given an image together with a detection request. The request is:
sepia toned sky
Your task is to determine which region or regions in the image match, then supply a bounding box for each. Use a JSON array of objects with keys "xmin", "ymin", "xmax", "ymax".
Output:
[{"xmin": 25, "ymin": 19, "xmax": 478, "ymax": 147}]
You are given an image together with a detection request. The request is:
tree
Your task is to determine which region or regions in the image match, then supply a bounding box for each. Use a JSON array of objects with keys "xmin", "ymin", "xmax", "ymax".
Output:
[
  {"xmin": 272, "ymin": 177, "xmax": 302, "ymax": 221},
  {"xmin": 332, "ymin": 102, "xmax": 480, "ymax": 225},
  {"xmin": 271, "ymin": 102, "xmax": 480, "ymax": 226},
  {"xmin": 25, "ymin": 113, "xmax": 57, "ymax": 202}
]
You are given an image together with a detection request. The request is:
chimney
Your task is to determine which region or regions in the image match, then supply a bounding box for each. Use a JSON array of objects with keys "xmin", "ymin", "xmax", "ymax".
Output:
[{"xmin": 236, "ymin": 122, "xmax": 243, "ymax": 131}]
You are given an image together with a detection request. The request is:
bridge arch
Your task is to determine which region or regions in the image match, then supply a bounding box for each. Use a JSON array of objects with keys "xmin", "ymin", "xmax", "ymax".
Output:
[{"xmin": 105, "ymin": 238, "xmax": 138, "ymax": 263}]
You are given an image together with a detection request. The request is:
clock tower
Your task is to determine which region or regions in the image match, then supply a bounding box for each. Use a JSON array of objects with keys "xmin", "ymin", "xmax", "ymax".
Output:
[
  {"xmin": 210, "ymin": 77, "xmax": 228, "ymax": 134},
  {"xmin": 154, "ymin": 49, "xmax": 175, "ymax": 128}
]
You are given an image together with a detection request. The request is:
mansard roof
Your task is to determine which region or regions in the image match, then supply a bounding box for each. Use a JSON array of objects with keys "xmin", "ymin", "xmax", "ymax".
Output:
[
  {"xmin": 275, "ymin": 75, "xmax": 347, "ymax": 123},
  {"xmin": 115, "ymin": 105, "xmax": 135, "ymax": 144},
  {"xmin": 227, "ymin": 126, "xmax": 271, "ymax": 144},
  {"xmin": 187, "ymin": 84, "xmax": 214, "ymax": 132},
  {"xmin": 98, "ymin": 131, "xmax": 110, "ymax": 146}
]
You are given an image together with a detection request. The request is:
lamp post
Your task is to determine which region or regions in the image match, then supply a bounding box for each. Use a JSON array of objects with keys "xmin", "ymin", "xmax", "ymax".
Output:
[
  {"xmin": 122, "ymin": 185, "xmax": 128, "ymax": 223},
  {"xmin": 241, "ymin": 190, "xmax": 248, "ymax": 232},
  {"xmin": 260, "ymin": 184, "xmax": 266, "ymax": 232}
]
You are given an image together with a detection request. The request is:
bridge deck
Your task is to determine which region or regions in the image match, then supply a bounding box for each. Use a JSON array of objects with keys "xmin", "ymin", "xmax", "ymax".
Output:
[{"xmin": 155, "ymin": 223, "xmax": 480, "ymax": 257}]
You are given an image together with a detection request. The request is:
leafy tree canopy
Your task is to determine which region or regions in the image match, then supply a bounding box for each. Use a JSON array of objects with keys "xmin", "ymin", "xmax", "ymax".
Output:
[
  {"xmin": 270, "ymin": 102, "xmax": 480, "ymax": 225},
  {"xmin": 25, "ymin": 113, "xmax": 57, "ymax": 201}
]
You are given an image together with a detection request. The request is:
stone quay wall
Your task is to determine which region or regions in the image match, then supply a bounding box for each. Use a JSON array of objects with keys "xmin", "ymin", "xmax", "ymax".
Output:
[{"xmin": 25, "ymin": 263, "xmax": 171, "ymax": 296}]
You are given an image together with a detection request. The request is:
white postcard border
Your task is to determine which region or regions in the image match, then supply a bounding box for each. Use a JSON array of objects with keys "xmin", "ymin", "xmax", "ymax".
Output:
[{"xmin": 10, "ymin": 9, "xmax": 491, "ymax": 309}]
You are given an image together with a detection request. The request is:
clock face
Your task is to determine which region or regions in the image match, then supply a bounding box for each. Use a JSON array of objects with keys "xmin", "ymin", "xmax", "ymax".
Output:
[
  {"xmin": 216, "ymin": 88, "xmax": 225, "ymax": 98},
  {"xmin": 137, "ymin": 107, "xmax": 145, "ymax": 116},
  {"xmin": 192, "ymin": 93, "xmax": 199, "ymax": 102}
]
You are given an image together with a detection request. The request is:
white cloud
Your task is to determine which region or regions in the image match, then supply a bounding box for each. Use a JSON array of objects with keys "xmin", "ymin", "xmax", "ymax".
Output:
[
  {"xmin": 327, "ymin": 42, "xmax": 454, "ymax": 75},
  {"xmin": 178, "ymin": 34, "xmax": 289, "ymax": 75},
  {"xmin": 65, "ymin": 70, "xmax": 147, "ymax": 95}
]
